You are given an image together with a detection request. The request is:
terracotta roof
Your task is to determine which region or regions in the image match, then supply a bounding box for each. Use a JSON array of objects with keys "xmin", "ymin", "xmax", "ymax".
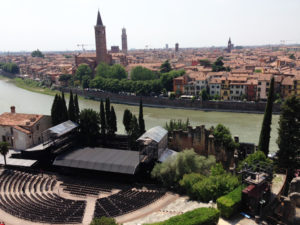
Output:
[{"xmin": 0, "ymin": 112, "xmax": 43, "ymax": 127}]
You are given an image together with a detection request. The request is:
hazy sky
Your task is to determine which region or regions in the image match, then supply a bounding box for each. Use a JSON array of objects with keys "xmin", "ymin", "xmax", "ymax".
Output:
[{"xmin": 1, "ymin": 0, "xmax": 300, "ymax": 51}]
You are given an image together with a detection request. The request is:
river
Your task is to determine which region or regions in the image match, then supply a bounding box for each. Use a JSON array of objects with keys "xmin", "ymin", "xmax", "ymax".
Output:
[{"xmin": 0, "ymin": 79, "xmax": 279, "ymax": 153}]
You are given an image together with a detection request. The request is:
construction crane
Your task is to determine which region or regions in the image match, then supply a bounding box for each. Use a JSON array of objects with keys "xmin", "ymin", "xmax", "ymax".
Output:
[{"xmin": 76, "ymin": 44, "xmax": 94, "ymax": 52}]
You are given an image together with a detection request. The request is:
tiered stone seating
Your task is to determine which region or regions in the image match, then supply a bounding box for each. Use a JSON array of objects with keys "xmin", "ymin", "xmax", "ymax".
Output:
[
  {"xmin": 94, "ymin": 189, "xmax": 166, "ymax": 218},
  {"xmin": 0, "ymin": 170, "xmax": 86, "ymax": 224}
]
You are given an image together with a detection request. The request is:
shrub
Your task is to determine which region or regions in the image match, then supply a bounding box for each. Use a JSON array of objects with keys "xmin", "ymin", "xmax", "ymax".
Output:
[
  {"xmin": 216, "ymin": 185, "xmax": 245, "ymax": 218},
  {"xmin": 179, "ymin": 164, "xmax": 240, "ymax": 202},
  {"xmin": 90, "ymin": 217, "xmax": 117, "ymax": 225},
  {"xmin": 147, "ymin": 207, "xmax": 220, "ymax": 225},
  {"xmin": 237, "ymin": 150, "xmax": 273, "ymax": 172},
  {"xmin": 151, "ymin": 149, "xmax": 216, "ymax": 188}
]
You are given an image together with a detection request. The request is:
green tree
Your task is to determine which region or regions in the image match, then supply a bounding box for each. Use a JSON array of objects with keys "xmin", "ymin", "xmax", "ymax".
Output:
[
  {"xmin": 199, "ymin": 59, "xmax": 212, "ymax": 67},
  {"xmin": 160, "ymin": 60, "xmax": 172, "ymax": 73},
  {"xmin": 0, "ymin": 142, "xmax": 9, "ymax": 166},
  {"xmin": 68, "ymin": 90, "xmax": 76, "ymax": 122},
  {"xmin": 151, "ymin": 149, "xmax": 216, "ymax": 188},
  {"xmin": 90, "ymin": 217, "xmax": 117, "ymax": 225},
  {"xmin": 79, "ymin": 109, "xmax": 100, "ymax": 146},
  {"xmin": 138, "ymin": 99, "xmax": 146, "ymax": 135},
  {"xmin": 213, "ymin": 124, "xmax": 239, "ymax": 169},
  {"xmin": 200, "ymin": 88, "xmax": 209, "ymax": 101},
  {"xmin": 82, "ymin": 75, "xmax": 90, "ymax": 88},
  {"xmin": 212, "ymin": 57, "xmax": 228, "ymax": 72},
  {"xmin": 237, "ymin": 150, "xmax": 272, "ymax": 172},
  {"xmin": 108, "ymin": 106, "xmax": 117, "ymax": 136},
  {"xmin": 110, "ymin": 64, "xmax": 127, "ymax": 79},
  {"xmin": 289, "ymin": 54, "xmax": 296, "ymax": 60},
  {"xmin": 31, "ymin": 49, "xmax": 44, "ymax": 58},
  {"xmin": 105, "ymin": 98, "xmax": 111, "ymax": 133},
  {"xmin": 276, "ymin": 96, "xmax": 300, "ymax": 172},
  {"xmin": 74, "ymin": 94, "xmax": 80, "ymax": 123},
  {"xmin": 95, "ymin": 62, "xmax": 111, "ymax": 78},
  {"xmin": 131, "ymin": 66, "xmax": 158, "ymax": 81},
  {"xmin": 75, "ymin": 64, "xmax": 93, "ymax": 81},
  {"xmin": 51, "ymin": 94, "xmax": 60, "ymax": 125},
  {"xmin": 61, "ymin": 92, "xmax": 69, "ymax": 122},
  {"xmin": 128, "ymin": 115, "xmax": 139, "ymax": 149},
  {"xmin": 123, "ymin": 109, "xmax": 132, "ymax": 134},
  {"xmin": 100, "ymin": 99, "xmax": 106, "ymax": 136},
  {"xmin": 258, "ymin": 77, "xmax": 275, "ymax": 156}
]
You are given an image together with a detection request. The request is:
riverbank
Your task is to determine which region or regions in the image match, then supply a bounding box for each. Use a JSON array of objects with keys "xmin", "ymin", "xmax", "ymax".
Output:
[{"xmin": 0, "ymin": 74, "xmax": 280, "ymax": 114}]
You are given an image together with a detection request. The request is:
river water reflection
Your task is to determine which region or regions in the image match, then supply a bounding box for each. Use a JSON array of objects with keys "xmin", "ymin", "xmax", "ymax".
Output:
[{"xmin": 0, "ymin": 79, "xmax": 279, "ymax": 153}]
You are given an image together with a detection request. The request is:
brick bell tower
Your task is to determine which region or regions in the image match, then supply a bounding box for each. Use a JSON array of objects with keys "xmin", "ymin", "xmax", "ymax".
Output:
[
  {"xmin": 121, "ymin": 28, "xmax": 128, "ymax": 54},
  {"xmin": 94, "ymin": 10, "xmax": 109, "ymax": 64}
]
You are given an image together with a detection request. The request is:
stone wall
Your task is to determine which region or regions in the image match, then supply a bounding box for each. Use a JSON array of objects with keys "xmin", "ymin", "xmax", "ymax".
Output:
[
  {"xmin": 168, "ymin": 125, "xmax": 255, "ymax": 170},
  {"xmin": 59, "ymin": 87, "xmax": 281, "ymax": 114}
]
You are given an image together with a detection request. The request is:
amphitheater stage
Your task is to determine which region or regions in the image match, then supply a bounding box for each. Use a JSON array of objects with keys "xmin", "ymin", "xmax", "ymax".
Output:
[
  {"xmin": 0, "ymin": 150, "xmax": 37, "ymax": 167},
  {"xmin": 53, "ymin": 147, "xmax": 141, "ymax": 175}
]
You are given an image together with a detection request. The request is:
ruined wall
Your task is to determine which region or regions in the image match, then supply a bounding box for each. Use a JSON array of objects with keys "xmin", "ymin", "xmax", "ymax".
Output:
[{"xmin": 168, "ymin": 125, "xmax": 255, "ymax": 170}]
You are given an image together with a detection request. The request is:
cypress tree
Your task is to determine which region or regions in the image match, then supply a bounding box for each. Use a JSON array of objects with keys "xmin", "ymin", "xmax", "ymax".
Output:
[
  {"xmin": 61, "ymin": 91, "xmax": 69, "ymax": 122},
  {"xmin": 123, "ymin": 109, "xmax": 132, "ymax": 134},
  {"xmin": 129, "ymin": 115, "xmax": 139, "ymax": 150},
  {"xmin": 138, "ymin": 99, "xmax": 146, "ymax": 136},
  {"xmin": 105, "ymin": 98, "xmax": 111, "ymax": 133},
  {"xmin": 276, "ymin": 96, "xmax": 300, "ymax": 172},
  {"xmin": 109, "ymin": 106, "xmax": 117, "ymax": 135},
  {"xmin": 258, "ymin": 77, "xmax": 275, "ymax": 156},
  {"xmin": 68, "ymin": 90, "xmax": 76, "ymax": 122},
  {"xmin": 100, "ymin": 99, "xmax": 106, "ymax": 136},
  {"xmin": 74, "ymin": 94, "xmax": 80, "ymax": 123},
  {"xmin": 51, "ymin": 94, "xmax": 59, "ymax": 125}
]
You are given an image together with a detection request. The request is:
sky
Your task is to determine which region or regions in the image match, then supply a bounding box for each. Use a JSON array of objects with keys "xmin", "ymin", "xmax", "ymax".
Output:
[{"xmin": 1, "ymin": 0, "xmax": 300, "ymax": 52}]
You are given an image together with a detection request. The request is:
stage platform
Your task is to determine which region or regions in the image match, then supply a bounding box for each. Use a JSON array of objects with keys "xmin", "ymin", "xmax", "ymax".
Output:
[
  {"xmin": 53, "ymin": 147, "xmax": 141, "ymax": 175},
  {"xmin": 0, "ymin": 150, "xmax": 37, "ymax": 167}
]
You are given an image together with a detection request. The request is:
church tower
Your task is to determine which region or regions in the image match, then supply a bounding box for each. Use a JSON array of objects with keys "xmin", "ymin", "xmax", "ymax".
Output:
[
  {"xmin": 121, "ymin": 28, "xmax": 128, "ymax": 54},
  {"xmin": 94, "ymin": 10, "xmax": 109, "ymax": 64},
  {"xmin": 227, "ymin": 37, "xmax": 232, "ymax": 53}
]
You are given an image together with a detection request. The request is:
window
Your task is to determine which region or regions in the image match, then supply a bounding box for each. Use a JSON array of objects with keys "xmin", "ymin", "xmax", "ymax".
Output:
[
  {"xmin": 212, "ymin": 85, "xmax": 215, "ymax": 88},
  {"xmin": 258, "ymin": 82, "xmax": 261, "ymax": 85},
  {"xmin": 217, "ymin": 85, "xmax": 219, "ymax": 89},
  {"xmin": 267, "ymin": 82, "xmax": 269, "ymax": 86},
  {"xmin": 2, "ymin": 136, "xmax": 6, "ymax": 142},
  {"xmin": 236, "ymin": 91, "xmax": 239, "ymax": 94},
  {"xmin": 36, "ymin": 124, "xmax": 40, "ymax": 131},
  {"xmin": 258, "ymin": 88, "xmax": 261, "ymax": 91},
  {"xmin": 230, "ymin": 90, "xmax": 233, "ymax": 94},
  {"xmin": 266, "ymin": 88, "xmax": 269, "ymax": 92},
  {"xmin": 10, "ymin": 127, "xmax": 13, "ymax": 135},
  {"xmin": 211, "ymin": 91, "xmax": 215, "ymax": 94}
]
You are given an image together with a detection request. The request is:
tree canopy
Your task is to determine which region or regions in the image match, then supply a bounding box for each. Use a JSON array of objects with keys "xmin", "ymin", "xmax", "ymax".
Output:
[
  {"xmin": 51, "ymin": 93, "xmax": 68, "ymax": 126},
  {"xmin": 79, "ymin": 109, "xmax": 100, "ymax": 146},
  {"xmin": 95, "ymin": 63, "xmax": 127, "ymax": 80},
  {"xmin": 75, "ymin": 64, "xmax": 93, "ymax": 82},
  {"xmin": 151, "ymin": 149, "xmax": 216, "ymax": 188},
  {"xmin": 160, "ymin": 60, "xmax": 172, "ymax": 73},
  {"xmin": 138, "ymin": 99, "xmax": 146, "ymax": 136},
  {"xmin": 0, "ymin": 62, "xmax": 19, "ymax": 74},
  {"xmin": 258, "ymin": 77, "xmax": 274, "ymax": 156},
  {"xmin": 276, "ymin": 96, "xmax": 300, "ymax": 172},
  {"xmin": 31, "ymin": 49, "xmax": 44, "ymax": 58},
  {"xmin": 131, "ymin": 66, "xmax": 158, "ymax": 81},
  {"xmin": 199, "ymin": 59, "xmax": 212, "ymax": 67},
  {"xmin": 212, "ymin": 57, "xmax": 230, "ymax": 72}
]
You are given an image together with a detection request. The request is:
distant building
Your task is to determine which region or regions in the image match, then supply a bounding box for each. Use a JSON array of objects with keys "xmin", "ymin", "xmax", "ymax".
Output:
[
  {"xmin": 175, "ymin": 43, "xmax": 179, "ymax": 52},
  {"xmin": 227, "ymin": 37, "xmax": 234, "ymax": 53},
  {"xmin": 122, "ymin": 28, "xmax": 128, "ymax": 54},
  {"xmin": 111, "ymin": 46, "xmax": 120, "ymax": 53},
  {"xmin": 166, "ymin": 44, "xmax": 169, "ymax": 50},
  {"xmin": 0, "ymin": 106, "xmax": 52, "ymax": 150}
]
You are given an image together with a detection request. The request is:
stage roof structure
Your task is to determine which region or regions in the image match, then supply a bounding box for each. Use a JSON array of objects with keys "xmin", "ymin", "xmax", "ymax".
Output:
[
  {"xmin": 46, "ymin": 120, "xmax": 78, "ymax": 138},
  {"xmin": 137, "ymin": 126, "xmax": 167, "ymax": 143},
  {"xmin": 53, "ymin": 147, "xmax": 140, "ymax": 175}
]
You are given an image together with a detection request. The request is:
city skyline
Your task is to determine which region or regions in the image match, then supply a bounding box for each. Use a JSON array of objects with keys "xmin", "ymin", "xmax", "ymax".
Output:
[{"xmin": 1, "ymin": 0, "xmax": 300, "ymax": 51}]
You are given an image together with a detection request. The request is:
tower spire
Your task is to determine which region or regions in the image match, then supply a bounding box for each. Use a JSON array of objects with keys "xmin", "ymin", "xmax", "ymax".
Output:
[{"xmin": 96, "ymin": 10, "xmax": 103, "ymax": 26}]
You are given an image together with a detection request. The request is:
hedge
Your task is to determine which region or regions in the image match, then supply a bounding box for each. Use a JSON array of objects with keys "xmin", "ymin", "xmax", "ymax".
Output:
[
  {"xmin": 147, "ymin": 207, "xmax": 220, "ymax": 225},
  {"xmin": 216, "ymin": 185, "xmax": 245, "ymax": 218}
]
